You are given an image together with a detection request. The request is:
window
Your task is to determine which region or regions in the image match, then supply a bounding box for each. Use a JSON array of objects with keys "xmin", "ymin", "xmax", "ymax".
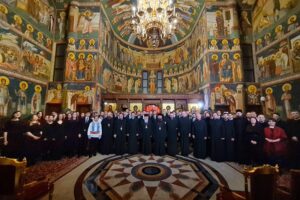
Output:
[
  {"xmin": 142, "ymin": 71, "xmax": 148, "ymax": 94},
  {"xmin": 157, "ymin": 71, "xmax": 163, "ymax": 94},
  {"xmin": 241, "ymin": 44, "xmax": 254, "ymax": 82},
  {"xmin": 53, "ymin": 43, "xmax": 67, "ymax": 81}
]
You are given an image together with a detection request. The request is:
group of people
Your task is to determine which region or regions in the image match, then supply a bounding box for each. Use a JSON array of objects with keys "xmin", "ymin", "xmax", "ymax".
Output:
[{"xmin": 1, "ymin": 109, "xmax": 300, "ymax": 168}]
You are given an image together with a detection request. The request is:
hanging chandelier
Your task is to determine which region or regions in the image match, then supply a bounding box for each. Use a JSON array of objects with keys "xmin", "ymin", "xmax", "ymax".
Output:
[{"xmin": 131, "ymin": 0, "xmax": 178, "ymax": 48}]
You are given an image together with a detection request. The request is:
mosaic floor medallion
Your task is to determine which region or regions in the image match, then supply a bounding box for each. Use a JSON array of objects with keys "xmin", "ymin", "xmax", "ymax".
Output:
[{"xmin": 85, "ymin": 154, "xmax": 218, "ymax": 199}]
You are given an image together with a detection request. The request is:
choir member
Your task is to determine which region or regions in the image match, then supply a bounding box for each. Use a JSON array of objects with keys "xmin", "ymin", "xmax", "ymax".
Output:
[
  {"xmin": 234, "ymin": 109, "xmax": 247, "ymax": 163},
  {"xmin": 42, "ymin": 115, "xmax": 57, "ymax": 160},
  {"xmin": 87, "ymin": 115, "xmax": 102, "ymax": 157},
  {"xmin": 37, "ymin": 111, "xmax": 46, "ymax": 125},
  {"xmin": 78, "ymin": 112, "xmax": 92, "ymax": 156},
  {"xmin": 153, "ymin": 114, "xmax": 167, "ymax": 156},
  {"xmin": 127, "ymin": 112, "xmax": 139, "ymax": 154},
  {"xmin": 55, "ymin": 113, "xmax": 66, "ymax": 159},
  {"xmin": 204, "ymin": 111, "xmax": 211, "ymax": 158},
  {"xmin": 210, "ymin": 112, "xmax": 226, "ymax": 162},
  {"xmin": 264, "ymin": 118, "xmax": 287, "ymax": 166},
  {"xmin": 65, "ymin": 113, "xmax": 80, "ymax": 157},
  {"xmin": 244, "ymin": 117, "xmax": 264, "ymax": 165},
  {"xmin": 272, "ymin": 113, "xmax": 287, "ymax": 131},
  {"xmin": 3, "ymin": 111, "xmax": 25, "ymax": 160},
  {"xmin": 114, "ymin": 113, "xmax": 127, "ymax": 155},
  {"xmin": 166, "ymin": 112, "xmax": 178, "ymax": 156},
  {"xmin": 140, "ymin": 114, "xmax": 153, "ymax": 155},
  {"xmin": 286, "ymin": 111, "xmax": 300, "ymax": 168},
  {"xmin": 24, "ymin": 114, "xmax": 42, "ymax": 165},
  {"xmin": 192, "ymin": 113, "xmax": 207, "ymax": 159},
  {"xmin": 223, "ymin": 113, "xmax": 236, "ymax": 161},
  {"xmin": 178, "ymin": 111, "xmax": 191, "ymax": 156},
  {"xmin": 100, "ymin": 112, "xmax": 114, "ymax": 154}
]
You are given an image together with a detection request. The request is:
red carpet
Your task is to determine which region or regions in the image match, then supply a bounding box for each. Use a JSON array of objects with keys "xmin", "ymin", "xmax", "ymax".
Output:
[{"xmin": 24, "ymin": 157, "xmax": 89, "ymax": 184}]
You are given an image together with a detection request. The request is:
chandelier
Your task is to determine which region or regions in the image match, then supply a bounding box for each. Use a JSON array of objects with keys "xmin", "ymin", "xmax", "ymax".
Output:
[{"xmin": 131, "ymin": 0, "xmax": 178, "ymax": 48}]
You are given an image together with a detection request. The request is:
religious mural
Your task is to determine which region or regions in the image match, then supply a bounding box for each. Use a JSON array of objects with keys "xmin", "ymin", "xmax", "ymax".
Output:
[
  {"xmin": 0, "ymin": 74, "xmax": 46, "ymax": 117},
  {"xmin": 262, "ymin": 79, "xmax": 300, "ymax": 119},
  {"xmin": 46, "ymin": 82, "xmax": 63, "ymax": 104},
  {"xmin": 63, "ymin": 82, "xmax": 95, "ymax": 111},
  {"xmin": 210, "ymin": 83, "xmax": 244, "ymax": 113},
  {"xmin": 246, "ymin": 84, "xmax": 261, "ymax": 105},
  {"xmin": 252, "ymin": 0, "xmax": 299, "ymax": 33},
  {"xmin": 101, "ymin": 0, "xmax": 204, "ymax": 48}
]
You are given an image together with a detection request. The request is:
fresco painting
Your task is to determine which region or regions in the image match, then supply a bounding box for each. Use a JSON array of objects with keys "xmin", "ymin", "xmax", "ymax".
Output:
[
  {"xmin": 0, "ymin": 74, "xmax": 46, "ymax": 117},
  {"xmin": 46, "ymin": 82, "xmax": 63, "ymax": 104},
  {"xmin": 246, "ymin": 84, "xmax": 261, "ymax": 105},
  {"xmin": 262, "ymin": 79, "xmax": 300, "ymax": 119}
]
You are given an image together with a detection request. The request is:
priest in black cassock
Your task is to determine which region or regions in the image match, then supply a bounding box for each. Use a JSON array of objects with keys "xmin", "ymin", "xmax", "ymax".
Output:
[
  {"xmin": 192, "ymin": 113, "xmax": 208, "ymax": 159},
  {"xmin": 153, "ymin": 114, "xmax": 167, "ymax": 156},
  {"xmin": 100, "ymin": 112, "xmax": 114, "ymax": 154},
  {"xmin": 286, "ymin": 111, "xmax": 300, "ymax": 169},
  {"xmin": 234, "ymin": 109, "xmax": 247, "ymax": 163},
  {"xmin": 210, "ymin": 113, "xmax": 226, "ymax": 162},
  {"xmin": 166, "ymin": 112, "xmax": 178, "ymax": 156},
  {"xmin": 78, "ymin": 112, "xmax": 92, "ymax": 156},
  {"xmin": 140, "ymin": 114, "xmax": 153, "ymax": 155},
  {"xmin": 178, "ymin": 111, "xmax": 192, "ymax": 156},
  {"xmin": 223, "ymin": 113, "xmax": 236, "ymax": 161},
  {"xmin": 127, "ymin": 112, "xmax": 139, "ymax": 154},
  {"xmin": 42, "ymin": 115, "xmax": 57, "ymax": 160},
  {"xmin": 114, "ymin": 113, "xmax": 127, "ymax": 155}
]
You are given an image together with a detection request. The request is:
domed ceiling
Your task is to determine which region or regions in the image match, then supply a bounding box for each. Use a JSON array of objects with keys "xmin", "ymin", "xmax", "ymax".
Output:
[{"xmin": 100, "ymin": 0, "xmax": 204, "ymax": 50}]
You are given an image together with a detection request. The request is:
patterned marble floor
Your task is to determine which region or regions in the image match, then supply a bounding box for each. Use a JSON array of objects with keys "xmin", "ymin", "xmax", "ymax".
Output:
[{"xmin": 85, "ymin": 155, "xmax": 218, "ymax": 200}]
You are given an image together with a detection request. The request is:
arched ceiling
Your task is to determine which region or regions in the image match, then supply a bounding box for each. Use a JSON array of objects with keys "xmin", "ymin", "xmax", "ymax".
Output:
[{"xmin": 100, "ymin": 0, "xmax": 204, "ymax": 50}]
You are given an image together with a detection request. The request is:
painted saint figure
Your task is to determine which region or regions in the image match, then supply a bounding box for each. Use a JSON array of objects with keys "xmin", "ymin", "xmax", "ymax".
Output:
[
  {"xmin": 16, "ymin": 81, "xmax": 28, "ymax": 114},
  {"xmin": 281, "ymin": 83, "xmax": 292, "ymax": 118},
  {"xmin": 0, "ymin": 76, "xmax": 10, "ymax": 116},
  {"xmin": 31, "ymin": 85, "xmax": 42, "ymax": 114}
]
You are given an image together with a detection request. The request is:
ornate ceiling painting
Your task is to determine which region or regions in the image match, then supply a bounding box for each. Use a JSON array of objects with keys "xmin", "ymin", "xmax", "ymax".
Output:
[{"xmin": 101, "ymin": 0, "xmax": 204, "ymax": 50}]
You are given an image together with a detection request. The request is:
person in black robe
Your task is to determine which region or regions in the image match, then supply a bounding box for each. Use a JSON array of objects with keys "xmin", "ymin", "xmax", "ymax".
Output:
[
  {"xmin": 127, "ymin": 112, "xmax": 139, "ymax": 154},
  {"xmin": 3, "ymin": 111, "xmax": 26, "ymax": 160},
  {"xmin": 100, "ymin": 112, "xmax": 114, "ymax": 154},
  {"xmin": 203, "ymin": 111, "xmax": 212, "ymax": 158},
  {"xmin": 166, "ymin": 112, "xmax": 178, "ymax": 156},
  {"xmin": 153, "ymin": 114, "xmax": 167, "ymax": 156},
  {"xmin": 78, "ymin": 112, "xmax": 92, "ymax": 156},
  {"xmin": 42, "ymin": 115, "xmax": 57, "ymax": 160},
  {"xmin": 114, "ymin": 113, "xmax": 127, "ymax": 155},
  {"xmin": 234, "ymin": 109, "xmax": 247, "ymax": 163},
  {"xmin": 244, "ymin": 117, "xmax": 264, "ymax": 165},
  {"xmin": 64, "ymin": 113, "xmax": 80, "ymax": 157},
  {"xmin": 24, "ymin": 114, "xmax": 42, "ymax": 165},
  {"xmin": 223, "ymin": 113, "xmax": 236, "ymax": 161},
  {"xmin": 139, "ymin": 114, "xmax": 153, "ymax": 155},
  {"xmin": 210, "ymin": 113, "xmax": 226, "ymax": 162},
  {"xmin": 178, "ymin": 111, "xmax": 192, "ymax": 156},
  {"xmin": 273, "ymin": 113, "xmax": 287, "ymax": 131},
  {"xmin": 54, "ymin": 113, "xmax": 66, "ymax": 159},
  {"xmin": 286, "ymin": 111, "xmax": 300, "ymax": 169},
  {"xmin": 192, "ymin": 113, "xmax": 208, "ymax": 159}
]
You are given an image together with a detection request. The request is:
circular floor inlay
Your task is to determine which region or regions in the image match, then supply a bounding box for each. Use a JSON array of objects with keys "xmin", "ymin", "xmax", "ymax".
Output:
[
  {"xmin": 132, "ymin": 163, "xmax": 172, "ymax": 181},
  {"xmin": 142, "ymin": 166, "xmax": 161, "ymax": 175}
]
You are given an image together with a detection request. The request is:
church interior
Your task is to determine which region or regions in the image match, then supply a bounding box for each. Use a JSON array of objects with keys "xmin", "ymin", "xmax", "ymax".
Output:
[{"xmin": 0, "ymin": 0, "xmax": 300, "ymax": 199}]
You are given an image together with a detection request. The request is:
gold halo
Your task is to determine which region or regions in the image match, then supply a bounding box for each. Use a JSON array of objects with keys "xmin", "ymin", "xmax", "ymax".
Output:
[
  {"xmin": 282, "ymin": 83, "xmax": 292, "ymax": 91},
  {"xmin": 0, "ymin": 76, "xmax": 10, "ymax": 85},
  {"xmin": 216, "ymin": 10, "xmax": 222, "ymax": 16},
  {"xmin": 233, "ymin": 38, "xmax": 240, "ymax": 45},
  {"xmin": 38, "ymin": 32, "xmax": 43, "ymax": 38},
  {"xmin": 57, "ymin": 84, "xmax": 62, "ymax": 90},
  {"xmin": 85, "ymin": 10, "xmax": 93, "ymax": 17},
  {"xmin": 224, "ymin": 90, "xmax": 231, "ymax": 96},
  {"xmin": 264, "ymin": 33, "xmax": 271, "ymax": 39},
  {"xmin": 265, "ymin": 87, "xmax": 273, "ymax": 95},
  {"xmin": 89, "ymin": 39, "xmax": 95, "ymax": 45},
  {"xmin": 288, "ymin": 15, "xmax": 297, "ymax": 24},
  {"xmin": 87, "ymin": 54, "xmax": 93, "ymax": 59},
  {"xmin": 14, "ymin": 15, "xmax": 22, "ymax": 23},
  {"xmin": 222, "ymin": 39, "xmax": 228, "ymax": 45},
  {"xmin": 79, "ymin": 39, "xmax": 86, "ymax": 45},
  {"xmin": 0, "ymin": 4, "xmax": 8, "ymax": 14},
  {"xmin": 210, "ymin": 39, "xmax": 217, "ymax": 45},
  {"xmin": 60, "ymin": 11, "xmax": 66, "ymax": 17},
  {"xmin": 68, "ymin": 37, "xmax": 75, "ymax": 44},
  {"xmin": 19, "ymin": 81, "xmax": 28, "ymax": 90},
  {"xmin": 27, "ymin": 24, "xmax": 34, "ymax": 32},
  {"xmin": 275, "ymin": 25, "xmax": 283, "ymax": 32},
  {"xmin": 215, "ymin": 86, "xmax": 221, "ymax": 92},
  {"xmin": 211, "ymin": 54, "xmax": 218, "ymax": 60},
  {"xmin": 256, "ymin": 39, "xmax": 262, "ymax": 45},
  {"xmin": 85, "ymin": 85, "xmax": 90, "ymax": 91},
  {"xmin": 68, "ymin": 52, "xmax": 75, "ymax": 60},
  {"xmin": 247, "ymin": 85, "xmax": 257, "ymax": 93},
  {"xmin": 222, "ymin": 53, "xmax": 229, "ymax": 59},
  {"xmin": 78, "ymin": 53, "xmax": 85, "ymax": 59},
  {"xmin": 34, "ymin": 85, "xmax": 42, "ymax": 93},
  {"xmin": 233, "ymin": 53, "xmax": 240, "ymax": 60}
]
